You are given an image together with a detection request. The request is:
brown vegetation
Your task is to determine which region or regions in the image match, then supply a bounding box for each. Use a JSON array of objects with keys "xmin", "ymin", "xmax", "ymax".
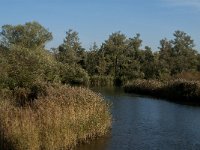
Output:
[
  {"xmin": 124, "ymin": 79, "xmax": 200, "ymax": 103},
  {"xmin": 0, "ymin": 84, "xmax": 111, "ymax": 150}
]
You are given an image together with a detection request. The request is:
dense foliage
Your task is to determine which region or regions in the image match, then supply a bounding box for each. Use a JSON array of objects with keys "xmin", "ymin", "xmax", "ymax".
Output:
[
  {"xmin": 0, "ymin": 22, "xmax": 111, "ymax": 150},
  {"xmin": 84, "ymin": 30, "xmax": 199, "ymax": 85},
  {"xmin": 0, "ymin": 22, "xmax": 200, "ymax": 89}
]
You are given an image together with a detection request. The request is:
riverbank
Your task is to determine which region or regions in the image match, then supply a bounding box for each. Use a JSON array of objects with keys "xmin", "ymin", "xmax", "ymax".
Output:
[
  {"xmin": 124, "ymin": 79, "xmax": 200, "ymax": 104},
  {"xmin": 75, "ymin": 87, "xmax": 200, "ymax": 150},
  {"xmin": 0, "ymin": 84, "xmax": 111, "ymax": 150}
]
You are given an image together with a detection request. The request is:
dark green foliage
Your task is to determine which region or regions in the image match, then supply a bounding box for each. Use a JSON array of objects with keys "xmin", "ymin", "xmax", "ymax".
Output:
[
  {"xmin": 0, "ymin": 21, "xmax": 200, "ymax": 95},
  {"xmin": 57, "ymin": 29, "xmax": 85, "ymax": 66},
  {"xmin": 85, "ymin": 43, "xmax": 99, "ymax": 76},
  {"xmin": 1, "ymin": 45, "xmax": 59, "ymax": 89},
  {"xmin": 60, "ymin": 64, "xmax": 89, "ymax": 86},
  {"xmin": 56, "ymin": 29, "xmax": 89, "ymax": 85},
  {"xmin": 90, "ymin": 75, "xmax": 114, "ymax": 87},
  {"xmin": 158, "ymin": 31, "xmax": 198, "ymax": 76},
  {"xmin": 0, "ymin": 22, "xmax": 61, "ymax": 105},
  {"xmin": 141, "ymin": 47, "xmax": 160, "ymax": 79},
  {"xmin": 84, "ymin": 30, "xmax": 200, "ymax": 86},
  {"xmin": 95, "ymin": 32, "xmax": 145, "ymax": 85}
]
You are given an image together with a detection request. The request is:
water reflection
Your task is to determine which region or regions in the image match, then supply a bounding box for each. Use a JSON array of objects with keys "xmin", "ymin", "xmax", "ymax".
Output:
[{"xmin": 78, "ymin": 87, "xmax": 200, "ymax": 150}]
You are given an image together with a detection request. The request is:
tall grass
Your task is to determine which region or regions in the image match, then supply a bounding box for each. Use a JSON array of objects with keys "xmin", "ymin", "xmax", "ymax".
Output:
[
  {"xmin": 0, "ymin": 84, "xmax": 111, "ymax": 150},
  {"xmin": 163, "ymin": 79, "xmax": 200, "ymax": 101},
  {"xmin": 124, "ymin": 79, "xmax": 163, "ymax": 96},
  {"xmin": 173, "ymin": 71, "xmax": 200, "ymax": 81},
  {"xmin": 124, "ymin": 79, "xmax": 200, "ymax": 103}
]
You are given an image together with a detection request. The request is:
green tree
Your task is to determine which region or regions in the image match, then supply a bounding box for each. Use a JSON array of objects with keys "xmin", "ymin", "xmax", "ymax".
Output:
[
  {"xmin": 99, "ymin": 32, "xmax": 145, "ymax": 85},
  {"xmin": 140, "ymin": 46, "xmax": 159, "ymax": 79},
  {"xmin": 0, "ymin": 21, "xmax": 52, "ymax": 49},
  {"xmin": 0, "ymin": 22, "xmax": 58, "ymax": 89},
  {"xmin": 157, "ymin": 38, "xmax": 173, "ymax": 79},
  {"xmin": 58, "ymin": 29, "xmax": 85, "ymax": 66},
  {"xmin": 57, "ymin": 29, "xmax": 89, "ymax": 85},
  {"xmin": 127, "ymin": 33, "xmax": 142, "ymax": 59},
  {"xmin": 97, "ymin": 52, "xmax": 107, "ymax": 76},
  {"xmin": 86, "ymin": 42, "xmax": 99, "ymax": 76},
  {"xmin": 171, "ymin": 30, "xmax": 198, "ymax": 74},
  {"xmin": 158, "ymin": 31, "xmax": 198, "ymax": 76},
  {"xmin": 100, "ymin": 31, "xmax": 127, "ymax": 78}
]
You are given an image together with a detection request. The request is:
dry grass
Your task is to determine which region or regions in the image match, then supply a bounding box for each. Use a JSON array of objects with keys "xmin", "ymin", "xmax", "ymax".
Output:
[
  {"xmin": 0, "ymin": 84, "xmax": 111, "ymax": 150},
  {"xmin": 163, "ymin": 79, "xmax": 200, "ymax": 101},
  {"xmin": 124, "ymin": 79, "xmax": 200, "ymax": 102},
  {"xmin": 124, "ymin": 79, "xmax": 163, "ymax": 95},
  {"xmin": 173, "ymin": 71, "xmax": 200, "ymax": 81}
]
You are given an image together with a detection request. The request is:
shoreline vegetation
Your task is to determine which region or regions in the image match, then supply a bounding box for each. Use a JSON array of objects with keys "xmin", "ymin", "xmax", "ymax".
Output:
[
  {"xmin": 124, "ymin": 79, "xmax": 200, "ymax": 104},
  {"xmin": 0, "ymin": 84, "xmax": 111, "ymax": 150},
  {"xmin": 0, "ymin": 21, "xmax": 200, "ymax": 149},
  {"xmin": 0, "ymin": 22, "xmax": 112, "ymax": 150}
]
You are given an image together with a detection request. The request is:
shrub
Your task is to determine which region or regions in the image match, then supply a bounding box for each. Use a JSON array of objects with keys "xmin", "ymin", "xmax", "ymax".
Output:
[
  {"xmin": 60, "ymin": 64, "xmax": 89, "ymax": 86},
  {"xmin": 0, "ymin": 84, "xmax": 111, "ymax": 150},
  {"xmin": 1, "ymin": 46, "xmax": 60, "ymax": 90},
  {"xmin": 90, "ymin": 75, "xmax": 114, "ymax": 87}
]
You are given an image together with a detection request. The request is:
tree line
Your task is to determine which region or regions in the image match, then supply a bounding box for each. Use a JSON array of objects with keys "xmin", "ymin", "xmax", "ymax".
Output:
[{"xmin": 0, "ymin": 21, "xmax": 200, "ymax": 89}]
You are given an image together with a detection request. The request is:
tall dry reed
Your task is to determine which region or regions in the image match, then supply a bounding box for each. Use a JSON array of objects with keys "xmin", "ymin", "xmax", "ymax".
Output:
[
  {"xmin": 0, "ymin": 84, "xmax": 111, "ymax": 150},
  {"xmin": 124, "ymin": 79, "xmax": 200, "ymax": 103}
]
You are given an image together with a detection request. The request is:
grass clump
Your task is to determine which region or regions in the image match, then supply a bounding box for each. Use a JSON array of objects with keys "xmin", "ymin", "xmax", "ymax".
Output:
[
  {"xmin": 124, "ymin": 79, "xmax": 163, "ymax": 96},
  {"xmin": 124, "ymin": 79, "xmax": 200, "ymax": 103},
  {"xmin": 163, "ymin": 79, "xmax": 200, "ymax": 101},
  {"xmin": 0, "ymin": 84, "xmax": 111, "ymax": 150}
]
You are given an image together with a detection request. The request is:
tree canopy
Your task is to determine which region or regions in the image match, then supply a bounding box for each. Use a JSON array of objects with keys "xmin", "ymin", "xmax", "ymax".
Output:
[
  {"xmin": 0, "ymin": 21, "xmax": 52, "ymax": 49},
  {"xmin": 0, "ymin": 22, "xmax": 200, "ymax": 88}
]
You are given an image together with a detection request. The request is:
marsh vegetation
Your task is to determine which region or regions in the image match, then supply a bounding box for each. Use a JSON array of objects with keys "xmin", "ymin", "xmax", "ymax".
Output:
[{"xmin": 0, "ymin": 21, "xmax": 200, "ymax": 149}]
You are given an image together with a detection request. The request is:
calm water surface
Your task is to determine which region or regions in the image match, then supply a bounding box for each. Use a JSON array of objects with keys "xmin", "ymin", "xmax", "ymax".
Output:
[{"xmin": 76, "ymin": 87, "xmax": 200, "ymax": 150}]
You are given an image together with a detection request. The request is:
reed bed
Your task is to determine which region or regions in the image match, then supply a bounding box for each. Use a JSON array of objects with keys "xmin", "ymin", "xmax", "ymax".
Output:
[
  {"xmin": 124, "ymin": 79, "xmax": 163, "ymax": 96},
  {"xmin": 0, "ymin": 84, "xmax": 111, "ymax": 150},
  {"xmin": 124, "ymin": 79, "xmax": 200, "ymax": 103}
]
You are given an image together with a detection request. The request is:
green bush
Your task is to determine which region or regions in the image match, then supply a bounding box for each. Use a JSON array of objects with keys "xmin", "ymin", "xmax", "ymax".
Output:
[
  {"xmin": 1, "ymin": 46, "xmax": 60, "ymax": 90},
  {"xmin": 90, "ymin": 75, "xmax": 114, "ymax": 87},
  {"xmin": 60, "ymin": 64, "xmax": 89, "ymax": 86}
]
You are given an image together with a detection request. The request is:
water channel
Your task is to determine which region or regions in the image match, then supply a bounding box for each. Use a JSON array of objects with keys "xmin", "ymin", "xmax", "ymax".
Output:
[{"xmin": 76, "ymin": 87, "xmax": 200, "ymax": 150}]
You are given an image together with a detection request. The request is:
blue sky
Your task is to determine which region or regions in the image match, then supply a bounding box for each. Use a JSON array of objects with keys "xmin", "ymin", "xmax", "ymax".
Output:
[{"xmin": 0, "ymin": 0, "xmax": 200, "ymax": 51}]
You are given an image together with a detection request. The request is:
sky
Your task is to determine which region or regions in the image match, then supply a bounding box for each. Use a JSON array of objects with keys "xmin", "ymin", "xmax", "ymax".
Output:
[{"xmin": 0, "ymin": 0, "xmax": 200, "ymax": 51}]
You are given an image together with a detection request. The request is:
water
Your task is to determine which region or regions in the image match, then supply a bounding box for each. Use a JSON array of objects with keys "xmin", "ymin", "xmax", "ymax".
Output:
[{"xmin": 76, "ymin": 87, "xmax": 200, "ymax": 150}]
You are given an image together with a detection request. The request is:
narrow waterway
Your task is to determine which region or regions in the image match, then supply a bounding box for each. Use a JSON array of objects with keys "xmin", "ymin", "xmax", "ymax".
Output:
[{"xmin": 76, "ymin": 87, "xmax": 200, "ymax": 150}]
